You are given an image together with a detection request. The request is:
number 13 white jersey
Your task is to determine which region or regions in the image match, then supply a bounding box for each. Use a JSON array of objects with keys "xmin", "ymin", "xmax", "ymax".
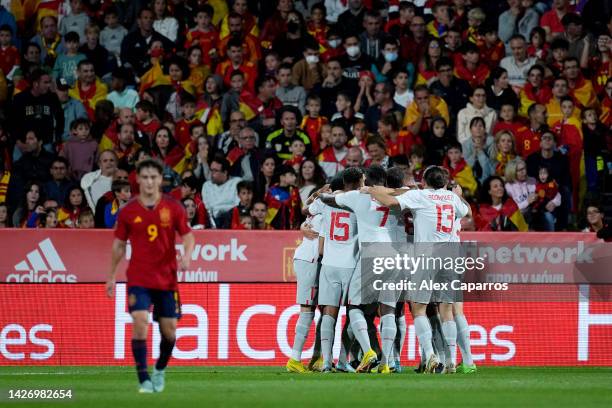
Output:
[{"xmin": 395, "ymin": 189, "xmax": 468, "ymax": 243}]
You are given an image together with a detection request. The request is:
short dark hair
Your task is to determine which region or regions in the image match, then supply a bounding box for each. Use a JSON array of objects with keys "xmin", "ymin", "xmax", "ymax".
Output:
[
  {"xmin": 423, "ymin": 166, "xmax": 448, "ymax": 189},
  {"xmin": 0, "ymin": 24, "xmax": 13, "ymax": 34},
  {"xmin": 237, "ymin": 180, "xmax": 254, "ymax": 193},
  {"xmin": 77, "ymin": 59, "xmax": 94, "ymax": 70},
  {"xmin": 211, "ymin": 156, "xmax": 230, "ymax": 173},
  {"xmin": 446, "ymin": 141, "xmax": 463, "ymax": 153},
  {"xmin": 365, "ymin": 136, "xmax": 386, "ymax": 150},
  {"xmin": 343, "ymin": 167, "xmax": 364, "ymax": 187},
  {"xmin": 51, "ymin": 157, "xmax": 69, "ymax": 168},
  {"xmin": 111, "ymin": 179, "xmax": 131, "ymax": 193},
  {"xmin": 70, "ymin": 117, "xmax": 91, "ymax": 130},
  {"xmin": 227, "ymin": 37, "xmax": 243, "ymax": 50},
  {"xmin": 551, "ymin": 38, "xmax": 569, "ymax": 51},
  {"xmin": 436, "ymin": 57, "xmax": 453, "ymax": 71},
  {"xmin": 64, "ymin": 31, "xmax": 80, "ymax": 43},
  {"xmin": 386, "ymin": 167, "xmax": 405, "ymax": 188},
  {"xmin": 135, "ymin": 100, "xmax": 155, "ymax": 114},
  {"xmin": 527, "ymin": 103, "xmax": 542, "ymax": 117},
  {"xmin": 563, "ymin": 56, "xmax": 579, "ymax": 67},
  {"xmin": 29, "ymin": 68, "xmax": 49, "ymax": 83},
  {"xmin": 197, "ymin": 4, "xmax": 214, "ymax": 17},
  {"xmin": 136, "ymin": 158, "xmax": 164, "ymax": 175},
  {"xmin": 365, "ymin": 165, "xmax": 387, "ymax": 186}
]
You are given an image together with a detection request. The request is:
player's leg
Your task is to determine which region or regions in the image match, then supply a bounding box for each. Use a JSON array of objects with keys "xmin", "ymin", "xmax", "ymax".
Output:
[
  {"xmin": 308, "ymin": 307, "xmax": 324, "ymax": 371},
  {"xmin": 438, "ymin": 302, "xmax": 457, "ymax": 373},
  {"xmin": 321, "ymin": 305, "xmax": 339, "ymax": 372},
  {"xmin": 336, "ymin": 313, "xmax": 355, "ymax": 372},
  {"xmin": 128, "ymin": 287, "xmax": 153, "ymax": 392},
  {"xmin": 453, "ymin": 302, "xmax": 477, "ymax": 373},
  {"xmin": 348, "ymin": 305, "xmax": 376, "ymax": 372},
  {"xmin": 411, "ymin": 301, "xmax": 438, "ymax": 373},
  {"xmin": 288, "ymin": 259, "xmax": 318, "ymax": 373},
  {"xmin": 317, "ymin": 265, "xmax": 343, "ymax": 372},
  {"xmin": 151, "ymin": 289, "xmax": 182, "ymax": 391},
  {"xmin": 394, "ymin": 302, "xmax": 406, "ymax": 373},
  {"xmin": 378, "ymin": 303, "xmax": 396, "ymax": 374},
  {"xmin": 427, "ymin": 303, "xmax": 448, "ymax": 369}
]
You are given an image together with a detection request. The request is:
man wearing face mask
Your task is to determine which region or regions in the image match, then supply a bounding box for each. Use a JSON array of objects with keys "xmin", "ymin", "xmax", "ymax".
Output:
[
  {"xmin": 291, "ymin": 38, "xmax": 326, "ymax": 92},
  {"xmin": 272, "ymin": 13, "xmax": 315, "ymax": 65},
  {"xmin": 339, "ymin": 34, "xmax": 374, "ymax": 99},
  {"xmin": 321, "ymin": 29, "xmax": 345, "ymax": 62},
  {"xmin": 372, "ymin": 38, "xmax": 411, "ymax": 84}
]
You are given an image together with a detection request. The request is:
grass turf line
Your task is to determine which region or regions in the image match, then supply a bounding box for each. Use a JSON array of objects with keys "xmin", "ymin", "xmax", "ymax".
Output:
[{"xmin": 1, "ymin": 366, "xmax": 611, "ymax": 408}]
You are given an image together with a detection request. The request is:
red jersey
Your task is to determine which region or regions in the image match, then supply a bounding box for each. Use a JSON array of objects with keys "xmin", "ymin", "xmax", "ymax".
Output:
[
  {"xmin": 115, "ymin": 195, "xmax": 191, "ymax": 290},
  {"xmin": 184, "ymin": 28, "xmax": 218, "ymax": 65},
  {"xmin": 514, "ymin": 125, "xmax": 542, "ymax": 158},
  {"xmin": 175, "ymin": 116, "xmax": 198, "ymax": 148},
  {"xmin": 0, "ymin": 45, "xmax": 20, "ymax": 76}
]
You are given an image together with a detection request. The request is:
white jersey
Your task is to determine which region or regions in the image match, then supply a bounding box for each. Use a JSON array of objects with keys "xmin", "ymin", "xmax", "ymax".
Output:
[
  {"xmin": 321, "ymin": 203, "xmax": 359, "ymax": 269},
  {"xmin": 334, "ymin": 190, "xmax": 407, "ymax": 244},
  {"xmin": 293, "ymin": 213, "xmax": 323, "ymax": 263},
  {"xmin": 396, "ymin": 189, "xmax": 469, "ymax": 243}
]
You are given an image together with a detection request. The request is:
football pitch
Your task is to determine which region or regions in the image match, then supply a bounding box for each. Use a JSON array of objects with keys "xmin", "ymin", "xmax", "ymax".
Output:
[{"xmin": 1, "ymin": 366, "xmax": 611, "ymax": 407}]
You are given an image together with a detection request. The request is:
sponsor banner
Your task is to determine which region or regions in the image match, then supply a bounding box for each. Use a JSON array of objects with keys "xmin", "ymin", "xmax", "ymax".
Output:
[
  {"xmin": 1, "ymin": 283, "xmax": 611, "ymax": 366},
  {"xmin": 0, "ymin": 230, "xmax": 602, "ymax": 284}
]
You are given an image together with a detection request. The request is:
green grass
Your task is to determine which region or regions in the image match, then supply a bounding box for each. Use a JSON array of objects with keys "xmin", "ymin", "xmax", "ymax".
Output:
[{"xmin": 1, "ymin": 366, "xmax": 611, "ymax": 407}]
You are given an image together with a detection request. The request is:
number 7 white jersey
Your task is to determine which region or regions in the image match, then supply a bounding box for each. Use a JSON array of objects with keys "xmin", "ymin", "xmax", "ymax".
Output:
[
  {"xmin": 321, "ymin": 203, "xmax": 360, "ymax": 269},
  {"xmin": 335, "ymin": 190, "xmax": 407, "ymax": 244},
  {"xmin": 395, "ymin": 188, "xmax": 468, "ymax": 243}
]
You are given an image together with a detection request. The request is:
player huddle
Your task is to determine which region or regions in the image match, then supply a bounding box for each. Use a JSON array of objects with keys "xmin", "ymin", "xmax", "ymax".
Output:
[{"xmin": 287, "ymin": 165, "xmax": 477, "ymax": 374}]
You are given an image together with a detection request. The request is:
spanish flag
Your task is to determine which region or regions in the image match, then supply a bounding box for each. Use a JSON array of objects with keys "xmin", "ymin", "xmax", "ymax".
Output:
[
  {"xmin": 443, "ymin": 157, "xmax": 478, "ymax": 197},
  {"xmin": 477, "ymin": 199, "xmax": 528, "ymax": 232}
]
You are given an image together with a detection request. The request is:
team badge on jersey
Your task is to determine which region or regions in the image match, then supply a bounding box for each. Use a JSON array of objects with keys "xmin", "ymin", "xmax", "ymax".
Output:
[
  {"xmin": 133, "ymin": 216, "xmax": 142, "ymax": 223},
  {"xmin": 159, "ymin": 207, "xmax": 172, "ymax": 227}
]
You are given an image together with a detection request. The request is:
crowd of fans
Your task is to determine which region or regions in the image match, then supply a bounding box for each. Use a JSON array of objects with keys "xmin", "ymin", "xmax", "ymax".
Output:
[{"xmin": 0, "ymin": 0, "xmax": 610, "ymax": 233}]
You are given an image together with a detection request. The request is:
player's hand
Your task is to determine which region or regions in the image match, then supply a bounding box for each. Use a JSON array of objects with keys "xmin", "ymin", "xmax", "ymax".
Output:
[
  {"xmin": 105, "ymin": 278, "xmax": 115, "ymax": 298},
  {"xmin": 452, "ymin": 183, "xmax": 463, "ymax": 197},
  {"xmin": 178, "ymin": 254, "xmax": 190, "ymax": 272},
  {"xmin": 302, "ymin": 225, "xmax": 318, "ymax": 240},
  {"xmin": 359, "ymin": 186, "xmax": 371, "ymax": 194}
]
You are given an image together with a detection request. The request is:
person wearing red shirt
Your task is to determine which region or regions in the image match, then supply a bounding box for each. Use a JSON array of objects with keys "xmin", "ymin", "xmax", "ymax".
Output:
[
  {"xmin": 174, "ymin": 94, "xmax": 199, "ymax": 148},
  {"xmin": 215, "ymin": 38, "xmax": 258, "ymax": 92},
  {"xmin": 540, "ymin": 0, "xmax": 573, "ymax": 42},
  {"xmin": 478, "ymin": 25, "xmax": 505, "ymax": 70},
  {"xmin": 514, "ymin": 103, "xmax": 548, "ymax": 158},
  {"xmin": 0, "ymin": 25, "xmax": 19, "ymax": 77},
  {"xmin": 134, "ymin": 100, "xmax": 161, "ymax": 150},
  {"xmin": 518, "ymin": 64, "xmax": 552, "ymax": 117},
  {"xmin": 107, "ymin": 159, "xmax": 195, "ymax": 393},
  {"xmin": 400, "ymin": 15, "xmax": 428, "ymax": 67},
  {"xmin": 492, "ymin": 103, "xmax": 525, "ymax": 139},
  {"xmin": 385, "ymin": 1, "xmax": 416, "ymax": 38},
  {"xmin": 183, "ymin": 5, "xmax": 218, "ymax": 66},
  {"xmin": 453, "ymin": 42, "xmax": 490, "ymax": 88},
  {"xmin": 563, "ymin": 57, "xmax": 598, "ymax": 110},
  {"xmin": 217, "ymin": 13, "xmax": 261, "ymax": 66}
]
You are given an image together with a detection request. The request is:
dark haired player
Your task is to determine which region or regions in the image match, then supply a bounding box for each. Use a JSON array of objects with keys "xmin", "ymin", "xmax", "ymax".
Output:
[{"xmin": 106, "ymin": 159, "xmax": 195, "ymax": 393}]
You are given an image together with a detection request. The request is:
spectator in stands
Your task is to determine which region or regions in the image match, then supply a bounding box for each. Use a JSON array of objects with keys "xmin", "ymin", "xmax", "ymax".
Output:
[
  {"xmin": 56, "ymin": 77, "xmax": 88, "ymax": 142},
  {"xmin": 546, "ymin": 76, "xmax": 580, "ymax": 127},
  {"xmin": 498, "ymin": 0, "xmax": 539, "ymax": 48},
  {"xmin": 500, "ymin": 34, "xmax": 537, "ymax": 91},
  {"xmin": 202, "ymin": 156, "xmax": 242, "ymax": 227},
  {"xmin": 297, "ymin": 158, "xmax": 325, "ymax": 204},
  {"xmin": 541, "ymin": 0, "xmax": 572, "ymax": 42},
  {"xmin": 504, "ymin": 158, "xmax": 538, "ymax": 219},
  {"xmin": 515, "ymin": 103, "xmax": 548, "ymax": 159},
  {"xmin": 183, "ymin": 197, "xmax": 206, "ymax": 230},
  {"xmin": 318, "ymin": 123, "xmax": 348, "ymax": 179},
  {"xmin": 463, "ymin": 117, "xmax": 495, "ymax": 184},
  {"xmin": 430, "ymin": 58, "xmax": 471, "ymax": 129},
  {"xmin": 229, "ymin": 127, "xmax": 264, "ymax": 182},
  {"xmin": 11, "ymin": 69, "xmax": 64, "ymax": 151},
  {"xmin": 191, "ymin": 135, "xmax": 211, "ymax": 183},
  {"xmin": 69, "ymin": 60, "xmax": 108, "ymax": 120},
  {"xmin": 485, "ymin": 67, "xmax": 519, "ymax": 113},
  {"xmin": 276, "ymin": 63, "xmax": 306, "ymax": 114},
  {"xmin": 476, "ymin": 175, "xmax": 529, "ymax": 231},
  {"xmin": 12, "ymin": 180, "xmax": 44, "ymax": 228},
  {"xmin": 337, "ymin": 0, "xmax": 366, "ymax": 38},
  {"xmin": 0, "ymin": 202, "xmax": 8, "ymax": 227},
  {"xmin": 359, "ymin": 10, "xmax": 387, "ymax": 60},
  {"xmin": 81, "ymin": 150, "xmax": 117, "ymax": 212},
  {"xmin": 60, "ymin": 118, "xmax": 98, "ymax": 181},
  {"xmin": 583, "ymin": 204, "xmax": 606, "ymax": 233},
  {"xmin": 221, "ymin": 180, "xmax": 253, "ymax": 229},
  {"xmin": 31, "ymin": 16, "xmax": 64, "ymax": 67},
  {"xmin": 120, "ymin": 8, "xmax": 173, "ymax": 76},
  {"xmin": 345, "ymin": 146, "xmax": 365, "ymax": 168},
  {"xmin": 490, "ymin": 130, "xmax": 517, "ymax": 177},
  {"xmin": 518, "ymin": 65, "xmax": 551, "ymax": 117},
  {"xmin": 443, "ymin": 142, "xmax": 478, "ymax": 198},
  {"xmin": 364, "ymin": 81, "xmax": 404, "ymax": 133},
  {"xmin": 264, "ymin": 165, "xmax": 302, "ymax": 230},
  {"xmin": 254, "ymin": 154, "xmax": 276, "ymax": 200},
  {"xmin": 402, "ymin": 85, "xmax": 450, "ymax": 137},
  {"xmin": 57, "ymin": 185, "xmax": 88, "ymax": 228},
  {"xmin": 266, "ymin": 106, "xmax": 310, "ymax": 161},
  {"xmin": 291, "ymin": 38, "xmax": 325, "ymax": 92},
  {"xmin": 457, "ymin": 86, "xmax": 498, "ymax": 146},
  {"xmin": 106, "ymin": 67, "xmax": 139, "ymax": 111},
  {"xmin": 43, "ymin": 157, "xmax": 74, "ymax": 205},
  {"xmin": 250, "ymin": 200, "xmax": 272, "ymax": 230},
  {"xmin": 77, "ymin": 209, "xmax": 94, "ymax": 228},
  {"xmin": 563, "ymin": 56, "xmax": 598, "ymax": 110},
  {"xmin": 392, "ymin": 69, "xmax": 413, "ymax": 108}
]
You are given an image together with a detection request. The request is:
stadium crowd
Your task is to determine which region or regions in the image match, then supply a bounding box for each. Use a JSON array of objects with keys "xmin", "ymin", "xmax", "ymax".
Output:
[{"xmin": 0, "ymin": 0, "xmax": 610, "ymax": 232}]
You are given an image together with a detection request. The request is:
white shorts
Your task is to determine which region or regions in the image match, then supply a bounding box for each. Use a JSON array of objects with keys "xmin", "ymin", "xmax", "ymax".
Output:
[
  {"xmin": 294, "ymin": 259, "xmax": 319, "ymax": 306},
  {"xmin": 318, "ymin": 264, "xmax": 355, "ymax": 307}
]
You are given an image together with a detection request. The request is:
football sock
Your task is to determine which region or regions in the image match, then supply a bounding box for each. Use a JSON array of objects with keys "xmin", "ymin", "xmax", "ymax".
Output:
[
  {"xmin": 155, "ymin": 336, "xmax": 176, "ymax": 371},
  {"xmin": 291, "ymin": 311, "xmax": 314, "ymax": 361},
  {"xmin": 414, "ymin": 316, "xmax": 434, "ymax": 360},
  {"xmin": 380, "ymin": 314, "xmax": 397, "ymax": 366},
  {"xmin": 131, "ymin": 339, "xmax": 150, "ymax": 383},
  {"xmin": 339, "ymin": 318, "xmax": 352, "ymax": 365},
  {"xmin": 312, "ymin": 316, "xmax": 322, "ymax": 359},
  {"xmin": 441, "ymin": 320, "xmax": 457, "ymax": 366},
  {"xmin": 321, "ymin": 315, "xmax": 336, "ymax": 368},
  {"xmin": 429, "ymin": 314, "xmax": 446, "ymax": 361},
  {"xmin": 366, "ymin": 313, "xmax": 382, "ymax": 358},
  {"xmin": 349, "ymin": 309, "xmax": 371, "ymax": 353},
  {"xmin": 455, "ymin": 314, "xmax": 474, "ymax": 366},
  {"xmin": 395, "ymin": 315, "xmax": 407, "ymax": 363}
]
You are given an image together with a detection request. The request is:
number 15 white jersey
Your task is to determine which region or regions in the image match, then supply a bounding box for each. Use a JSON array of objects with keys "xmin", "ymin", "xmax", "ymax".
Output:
[{"xmin": 395, "ymin": 189, "xmax": 468, "ymax": 243}]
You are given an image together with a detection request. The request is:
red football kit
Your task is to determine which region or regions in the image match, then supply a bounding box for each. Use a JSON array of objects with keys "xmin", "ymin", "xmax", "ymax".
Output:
[{"xmin": 115, "ymin": 195, "xmax": 191, "ymax": 290}]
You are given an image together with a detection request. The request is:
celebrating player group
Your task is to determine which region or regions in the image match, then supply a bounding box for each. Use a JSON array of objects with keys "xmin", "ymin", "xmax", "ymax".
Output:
[{"xmin": 286, "ymin": 164, "xmax": 477, "ymax": 375}]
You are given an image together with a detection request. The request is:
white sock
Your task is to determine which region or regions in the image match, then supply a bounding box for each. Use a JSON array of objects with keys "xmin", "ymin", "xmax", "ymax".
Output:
[
  {"xmin": 380, "ymin": 314, "xmax": 397, "ymax": 365},
  {"xmin": 441, "ymin": 320, "xmax": 457, "ymax": 366},
  {"xmin": 395, "ymin": 315, "xmax": 407, "ymax": 363},
  {"xmin": 349, "ymin": 308, "xmax": 371, "ymax": 353},
  {"xmin": 455, "ymin": 314, "xmax": 474, "ymax": 366},
  {"xmin": 414, "ymin": 316, "xmax": 434, "ymax": 360},
  {"xmin": 290, "ymin": 311, "xmax": 314, "ymax": 361},
  {"xmin": 321, "ymin": 314, "xmax": 336, "ymax": 368}
]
